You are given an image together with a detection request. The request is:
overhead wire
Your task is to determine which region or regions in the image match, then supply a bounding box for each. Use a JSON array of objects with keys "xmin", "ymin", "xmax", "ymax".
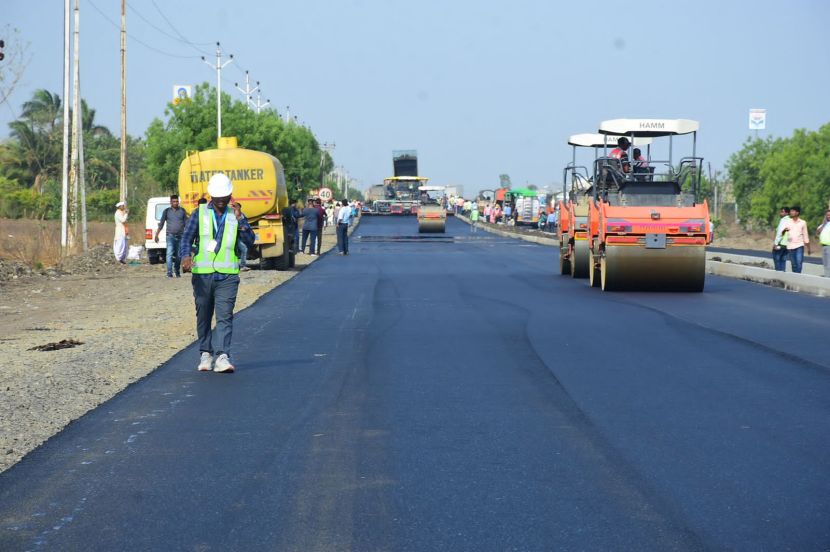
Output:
[
  {"xmin": 87, "ymin": 0, "xmax": 200, "ymax": 59},
  {"xmin": 125, "ymin": 2, "xmax": 212, "ymax": 57},
  {"xmin": 150, "ymin": 0, "xmax": 215, "ymax": 54}
]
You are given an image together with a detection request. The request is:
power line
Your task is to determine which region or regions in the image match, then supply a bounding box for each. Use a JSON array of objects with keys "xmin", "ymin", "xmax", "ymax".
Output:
[
  {"xmin": 87, "ymin": 0, "xmax": 200, "ymax": 59},
  {"xmin": 150, "ymin": 0, "xmax": 214, "ymax": 53},
  {"xmin": 125, "ymin": 2, "xmax": 212, "ymax": 56}
]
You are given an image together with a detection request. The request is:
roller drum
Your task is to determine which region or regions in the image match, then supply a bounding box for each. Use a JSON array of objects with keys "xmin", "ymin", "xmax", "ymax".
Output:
[
  {"xmin": 418, "ymin": 219, "xmax": 445, "ymax": 233},
  {"xmin": 600, "ymin": 245, "xmax": 705, "ymax": 292},
  {"xmin": 570, "ymin": 239, "xmax": 590, "ymax": 278}
]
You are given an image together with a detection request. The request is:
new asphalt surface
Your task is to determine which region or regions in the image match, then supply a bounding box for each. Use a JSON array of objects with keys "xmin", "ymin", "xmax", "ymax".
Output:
[{"xmin": 1, "ymin": 216, "xmax": 829, "ymax": 551}]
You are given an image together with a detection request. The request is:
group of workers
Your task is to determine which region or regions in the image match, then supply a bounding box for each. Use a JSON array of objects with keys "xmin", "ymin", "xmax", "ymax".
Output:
[{"xmin": 774, "ymin": 205, "xmax": 830, "ymax": 276}]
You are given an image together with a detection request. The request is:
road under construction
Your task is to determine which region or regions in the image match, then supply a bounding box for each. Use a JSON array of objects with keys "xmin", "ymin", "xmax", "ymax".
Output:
[{"xmin": 0, "ymin": 216, "xmax": 827, "ymax": 551}]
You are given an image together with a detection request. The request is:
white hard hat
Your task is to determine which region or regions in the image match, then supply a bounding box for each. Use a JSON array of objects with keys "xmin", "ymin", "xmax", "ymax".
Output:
[
  {"xmin": 207, "ymin": 173, "xmax": 233, "ymax": 197},
  {"xmin": 115, "ymin": 201, "xmax": 126, "ymax": 208}
]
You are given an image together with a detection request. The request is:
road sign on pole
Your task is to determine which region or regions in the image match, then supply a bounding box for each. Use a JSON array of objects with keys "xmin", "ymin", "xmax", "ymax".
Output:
[
  {"xmin": 319, "ymin": 187, "xmax": 333, "ymax": 201},
  {"xmin": 749, "ymin": 109, "xmax": 766, "ymax": 130},
  {"xmin": 173, "ymin": 84, "xmax": 192, "ymax": 105}
]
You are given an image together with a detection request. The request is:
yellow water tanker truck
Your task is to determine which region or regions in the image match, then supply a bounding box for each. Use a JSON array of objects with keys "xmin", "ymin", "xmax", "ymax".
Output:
[{"xmin": 178, "ymin": 137, "xmax": 292, "ymax": 269}]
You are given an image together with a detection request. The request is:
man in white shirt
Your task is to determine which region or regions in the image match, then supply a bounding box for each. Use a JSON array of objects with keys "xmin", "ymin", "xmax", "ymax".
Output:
[
  {"xmin": 113, "ymin": 201, "xmax": 129, "ymax": 263},
  {"xmin": 336, "ymin": 199, "xmax": 352, "ymax": 255}
]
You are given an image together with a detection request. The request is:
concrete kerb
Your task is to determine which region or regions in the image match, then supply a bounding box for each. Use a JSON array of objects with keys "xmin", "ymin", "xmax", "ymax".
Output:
[{"xmin": 456, "ymin": 213, "xmax": 830, "ymax": 297}]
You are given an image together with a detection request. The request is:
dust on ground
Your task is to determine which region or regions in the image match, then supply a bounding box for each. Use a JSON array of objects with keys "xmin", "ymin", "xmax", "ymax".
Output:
[{"xmin": 0, "ymin": 224, "xmax": 345, "ymax": 473}]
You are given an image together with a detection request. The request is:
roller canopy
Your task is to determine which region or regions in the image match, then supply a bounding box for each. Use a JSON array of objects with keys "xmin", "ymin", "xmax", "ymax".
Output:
[{"xmin": 599, "ymin": 119, "xmax": 699, "ymax": 137}]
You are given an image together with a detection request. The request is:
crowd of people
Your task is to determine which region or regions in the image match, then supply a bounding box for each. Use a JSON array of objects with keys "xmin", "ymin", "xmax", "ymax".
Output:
[{"xmin": 445, "ymin": 195, "xmax": 559, "ymax": 232}]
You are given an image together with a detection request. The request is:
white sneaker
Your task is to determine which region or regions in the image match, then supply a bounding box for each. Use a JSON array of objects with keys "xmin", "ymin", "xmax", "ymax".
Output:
[
  {"xmin": 213, "ymin": 353, "xmax": 235, "ymax": 373},
  {"xmin": 197, "ymin": 352, "xmax": 213, "ymax": 372}
]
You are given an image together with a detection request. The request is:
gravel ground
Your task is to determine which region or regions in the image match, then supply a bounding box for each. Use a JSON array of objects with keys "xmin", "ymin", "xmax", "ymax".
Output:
[{"xmin": 0, "ymin": 225, "xmax": 345, "ymax": 473}]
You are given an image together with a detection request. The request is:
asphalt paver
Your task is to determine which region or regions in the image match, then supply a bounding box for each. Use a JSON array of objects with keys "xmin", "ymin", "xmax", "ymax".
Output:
[{"xmin": 1, "ymin": 216, "xmax": 829, "ymax": 551}]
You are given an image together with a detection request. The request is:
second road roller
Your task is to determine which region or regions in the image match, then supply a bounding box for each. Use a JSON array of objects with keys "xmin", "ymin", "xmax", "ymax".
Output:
[
  {"xmin": 417, "ymin": 185, "xmax": 447, "ymax": 233},
  {"xmin": 586, "ymin": 119, "xmax": 710, "ymax": 291}
]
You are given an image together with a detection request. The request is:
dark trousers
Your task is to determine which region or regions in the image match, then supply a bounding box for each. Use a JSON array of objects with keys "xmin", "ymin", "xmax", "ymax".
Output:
[
  {"xmin": 772, "ymin": 246, "xmax": 788, "ymax": 271},
  {"xmin": 317, "ymin": 226, "xmax": 324, "ymax": 252},
  {"xmin": 292, "ymin": 227, "xmax": 299, "ymax": 253},
  {"xmin": 336, "ymin": 223, "xmax": 349, "ymax": 253},
  {"xmin": 788, "ymin": 246, "xmax": 804, "ymax": 273},
  {"xmin": 192, "ymin": 274, "xmax": 239, "ymax": 356},
  {"xmin": 301, "ymin": 229, "xmax": 317, "ymax": 254}
]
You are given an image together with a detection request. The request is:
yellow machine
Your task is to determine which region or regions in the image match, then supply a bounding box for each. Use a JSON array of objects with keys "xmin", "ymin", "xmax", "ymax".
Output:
[{"xmin": 177, "ymin": 137, "xmax": 292, "ymax": 269}]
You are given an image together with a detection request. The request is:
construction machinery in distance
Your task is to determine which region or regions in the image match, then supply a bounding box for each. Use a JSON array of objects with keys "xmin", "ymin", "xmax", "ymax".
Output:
[
  {"xmin": 417, "ymin": 185, "xmax": 447, "ymax": 233},
  {"xmin": 587, "ymin": 119, "xmax": 710, "ymax": 291},
  {"xmin": 558, "ymin": 133, "xmax": 652, "ymax": 277},
  {"xmin": 178, "ymin": 137, "xmax": 293, "ymax": 270},
  {"xmin": 370, "ymin": 150, "xmax": 428, "ymax": 215}
]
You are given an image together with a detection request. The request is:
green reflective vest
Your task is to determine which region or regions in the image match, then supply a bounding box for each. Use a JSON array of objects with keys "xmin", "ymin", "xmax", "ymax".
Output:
[
  {"xmin": 192, "ymin": 204, "xmax": 240, "ymax": 274},
  {"xmin": 820, "ymin": 222, "xmax": 830, "ymax": 246}
]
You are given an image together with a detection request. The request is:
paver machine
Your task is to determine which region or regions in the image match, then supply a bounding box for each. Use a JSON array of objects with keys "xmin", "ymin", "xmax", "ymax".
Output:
[
  {"xmin": 586, "ymin": 119, "xmax": 710, "ymax": 291},
  {"xmin": 416, "ymin": 185, "xmax": 447, "ymax": 233}
]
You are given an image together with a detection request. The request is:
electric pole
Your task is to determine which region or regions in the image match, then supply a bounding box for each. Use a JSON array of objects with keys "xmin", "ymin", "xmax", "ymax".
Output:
[
  {"xmin": 250, "ymin": 87, "xmax": 270, "ymax": 114},
  {"xmin": 202, "ymin": 42, "xmax": 233, "ymax": 139},
  {"xmin": 319, "ymin": 141, "xmax": 335, "ymax": 190},
  {"xmin": 119, "ymin": 0, "xmax": 127, "ymax": 203},
  {"xmin": 69, "ymin": 0, "xmax": 88, "ymax": 251},
  {"xmin": 60, "ymin": 0, "xmax": 70, "ymax": 253},
  {"xmin": 234, "ymin": 70, "xmax": 257, "ymax": 109}
]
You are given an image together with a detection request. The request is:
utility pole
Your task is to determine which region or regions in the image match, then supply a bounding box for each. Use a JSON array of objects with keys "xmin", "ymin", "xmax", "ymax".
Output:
[
  {"xmin": 319, "ymin": 141, "xmax": 335, "ymax": 191},
  {"xmin": 69, "ymin": 0, "xmax": 81, "ymax": 249},
  {"xmin": 284, "ymin": 105, "xmax": 291, "ymax": 124},
  {"xmin": 202, "ymin": 42, "xmax": 232, "ymax": 139},
  {"xmin": 234, "ymin": 70, "xmax": 257, "ymax": 109},
  {"xmin": 250, "ymin": 87, "xmax": 270, "ymax": 114},
  {"xmin": 60, "ymin": 0, "xmax": 70, "ymax": 253},
  {"xmin": 119, "ymin": 0, "xmax": 127, "ymax": 203}
]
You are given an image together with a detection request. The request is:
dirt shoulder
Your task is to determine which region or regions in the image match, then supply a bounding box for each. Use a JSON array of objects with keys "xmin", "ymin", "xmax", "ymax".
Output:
[{"xmin": 0, "ymin": 224, "xmax": 345, "ymax": 473}]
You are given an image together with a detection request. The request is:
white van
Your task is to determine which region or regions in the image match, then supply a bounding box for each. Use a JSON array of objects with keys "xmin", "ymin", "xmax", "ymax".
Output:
[{"xmin": 145, "ymin": 196, "xmax": 170, "ymax": 265}]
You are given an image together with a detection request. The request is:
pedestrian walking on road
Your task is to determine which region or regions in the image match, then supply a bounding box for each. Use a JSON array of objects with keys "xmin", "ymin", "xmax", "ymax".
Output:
[
  {"xmin": 782, "ymin": 206, "xmax": 811, "ymax": 274},
  {"xmin": 282, "ymin": 199, "xmax": 300, "ymax": 254},
  {"xmin": 113, "ymin": 201, "xmax": 129, "ymax": 264},
  {"xmin": 470, "ymin": 205, "xmax": 479, "ymax": 232},
  {"xmin": 336, "ymin": 199, "xmax": 352, "ymax": 255},
  {"xmin": 179, "ymin": 174, "xmax": 255, "ymax": 374},
  {"xmin": 772, "ymin": 205, "xmax": 791, "ymax": 271},
  {"xmin": 817, "ymin": 208, "xmax": 830, "ymax": 277},
  {"xmin": 155, "ymin": 194, "xmax": 188, "ymax": 278},
  {"xmin": 298, "ymin": 201, "xmax": 320, "ymax": 255}
]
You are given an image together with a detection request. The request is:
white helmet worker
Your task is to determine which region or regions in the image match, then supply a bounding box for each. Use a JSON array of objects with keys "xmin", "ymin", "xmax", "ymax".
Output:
[{"xmin": 207, "ymin": 173, "xmax": 233, "ymax": 198}]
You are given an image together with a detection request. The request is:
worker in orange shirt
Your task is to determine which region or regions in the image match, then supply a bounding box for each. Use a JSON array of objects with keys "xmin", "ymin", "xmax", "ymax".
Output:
[{"xmin": 610, "ymin": 137, "xmax": 632, "ymax": 173}]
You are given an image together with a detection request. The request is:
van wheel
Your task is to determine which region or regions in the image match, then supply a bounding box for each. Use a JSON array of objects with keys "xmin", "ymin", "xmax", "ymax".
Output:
[{"xmin": 148, "ymin": 251, "xmax": 162, "ymax": 265}]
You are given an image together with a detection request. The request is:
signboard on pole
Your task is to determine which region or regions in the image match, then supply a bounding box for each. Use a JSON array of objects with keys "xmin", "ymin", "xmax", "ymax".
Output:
[
  {"xmin": 173, "ymin": 84, "xmax": 192, "ymax": 105},
  {"xmin": 749, "ymin": 108, "xmax": 766, "ymax": 130},
  {"xmin": 319, "ymin": 187, "xmax": 333, "ymax": 201}
]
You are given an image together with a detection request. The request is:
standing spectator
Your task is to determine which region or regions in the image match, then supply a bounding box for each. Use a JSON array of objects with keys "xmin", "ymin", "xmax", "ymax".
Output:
[
  {"xmin": 503, "ymin": 203, "xmax": 512, "ymax": 225},
  {"xmin": 782, "ymin": 206, "xmax": 811, "ymax": 273},
  {"xmin": 113, "ymin": 201, "xmax": 129, "ymax": 264},
  {"xmin": 817, "ymin": 208, "xmax": 830, "ymax": 278},
  {"xmin": 299, "ymin": 200, "xmax": 320, "ymax": 255},
  {"xmin": 336, "ymin": 199, "xmax": 352, "ymax": 255},
  {"xmin": 281, "ymin": 198, "xmax": 298, "ymax": 255},
  {"xmin": 325, "ymin": 202, "xmax": 335, "ymax": 227},
  {"xmin": 315, "ymin": 198, "xmax": 327, "ymax": 254},
  {"xmin": 456, "ymin": 196, "xmax": 464, "ymax": 215},
  {"xmin": 155, "ymin": 194, "xmax": 188, "ymax": 278},
  {"xmin": 484, "ymin": 203, "xmax": 491, "ymax": 222},
  {"xmin": 288, "ymin": 199, "xmax": 301, "ymax": 253},
  {"xmin": 772, "ymin": 205, "xmax": 791, "ymax": 271},
  {"xmin": 470, "ymin": 205, "xmax": 479, "ymax": 233},
  {"xmin": 179, "ymin": 174, "xmax": 255, "ymax": 373},
  {"xmin": 464, "ymin": 199, "xmax": 472, "ymax": 215},
  {"xmin": 546, "ymin": 210, "xmax": 557, "ymax": 232}
]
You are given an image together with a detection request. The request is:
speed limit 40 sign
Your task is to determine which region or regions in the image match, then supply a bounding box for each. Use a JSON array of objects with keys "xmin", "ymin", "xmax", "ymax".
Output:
[{"xmin": 319, "ymin": 187, "xmax": 333, "ymax": 201}]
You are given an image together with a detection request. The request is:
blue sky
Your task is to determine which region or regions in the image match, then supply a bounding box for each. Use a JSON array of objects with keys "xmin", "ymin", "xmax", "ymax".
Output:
[{"xmin": 3, "ymin": 0, "xmax": 829, "ymax": 195}]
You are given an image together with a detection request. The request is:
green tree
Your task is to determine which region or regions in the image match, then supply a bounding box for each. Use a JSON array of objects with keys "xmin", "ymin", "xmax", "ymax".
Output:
[
  {"xmin": 725, "ymin": 136, "xmax": 783, "ymax": 226},
  {"xmin": 145, "ymin": 83, "xmax": 329, "ymax": 199}
]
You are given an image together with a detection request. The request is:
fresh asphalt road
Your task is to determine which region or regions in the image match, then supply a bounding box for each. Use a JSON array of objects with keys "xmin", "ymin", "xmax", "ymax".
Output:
[{"xmin": 1, "ymin": 216, "xmax": 829, "ymax": 551}]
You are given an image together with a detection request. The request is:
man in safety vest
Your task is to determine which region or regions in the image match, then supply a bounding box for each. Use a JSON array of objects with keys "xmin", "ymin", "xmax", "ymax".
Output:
[
  {"xmin": 610, "ymin": 137, "xmax": 632, "ymax": 173},
  {"xmin": 180, "ymin": 173, "xmax": 255, "ymax": 373},
  {"xmin": 817, "ymin": 208, "xmax": 830, "ymax": 278}
]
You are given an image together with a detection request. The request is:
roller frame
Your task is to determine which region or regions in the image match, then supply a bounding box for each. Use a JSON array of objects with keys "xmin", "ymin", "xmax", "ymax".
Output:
[{"xmin": 570, "ymin": 237, "xmax": 590, "ymax": 279}]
